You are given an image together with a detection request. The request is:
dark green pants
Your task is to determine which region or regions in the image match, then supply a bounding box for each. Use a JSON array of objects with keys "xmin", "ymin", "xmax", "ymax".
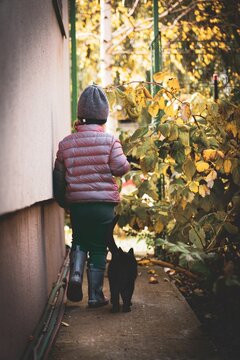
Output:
[{"xmin": 70, "ymin": 203, "xmax": 115, "ymax": 269}]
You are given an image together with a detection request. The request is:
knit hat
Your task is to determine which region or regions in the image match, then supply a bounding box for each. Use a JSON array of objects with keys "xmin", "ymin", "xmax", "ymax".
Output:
[{"xmin": 77, "ymin": 85, "xmax": 109, "ymax": 121}]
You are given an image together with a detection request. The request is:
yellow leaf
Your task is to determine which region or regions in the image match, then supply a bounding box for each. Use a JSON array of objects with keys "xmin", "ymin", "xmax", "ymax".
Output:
[
  {"xmin": 143, "ymin": 86, "xmax": 153, "ymax": 100},
  {"xmin": 166, "ymin": 77, "xmax": 180, "ymax": 93},
  {"xmin": 153, "ymin": 71, "xmax": 168, "ymax": 83},
  {"xmin": 215, "ymin": 158, "xmax": 224, "ymax": 171},
  {"xmin": 153, "ymin": 89, "xmax": 164, "ymax": 101},
  {"xmin": 226, "ymin": 122, "xmax": 237, "ymax": 137},
  {"xmin": 181, "ymin": 102, "xmax": 191, "ymax": 121},
  {"xmin": 138, "ymin": 259, "xmax": 151, "ymax": 266},
  {"xmin": 135, "ymin": 88, "xmax": 147, "ymax": 107},
  {"xmin": 176, "ymin": 118, "xmax": 184, "ymax": 125},
  {"xmin": 199, "ymin": 184, "xmax": 210, "ymax": 198},
  {"xmin": 195, "ymin": 153, "xmax": 201, "ymax": 161},
  {"xmin": 217, "ymin": 150, "xmax": 224, "ymax": 159},
  {"xmin": 189, "ymin": 181, "xmax": 199, "ymax": 193},
  {"xmin": 184, "ymin": 146, "xmax": 191, "ymax": 156},
  {"xmin": 196, "ymin": 161, "xmax": 210, "ymax": 172},
  {"xmin": 125, "ymin": 86, "xmax": 135, "ymax": 95},
  {"xmin": 148, "ymin": 102, "xmax": 159, "ymax": 117},
  {"xmin": 155, "ymin": 220, "xmax": 164, "ymax": 233},
  {"xmin": 205, "ymin": 170, "xmax": 217, "ymax": 182},
  {"xmin": 203, "ymin": 149, "xmax": 217, "ymax": 161},
  {"xmin": 224, "ymin": 159, "xmax": 232, "ymax": 174},
  {"xmin": 164, "ymin": 104, "xmax": 175, "ymax": 117},
  {"xmin": 181, "ymin": 198, "xmax": 187, "ymax": 210},
  {"xmin": 158, "ymin": 97, "xmax": 165, "ymax": 110},
  {"xmin": 148, "ymin": 269, "xmax": 156, "ymax": 274},
  {"xmin": 158, "ymin": 163, "xmax": 170, "ymax": 175},
  {"xmin": 190, "ymin": 92, "xmax": 207, "ymax": 114},
  {"xmin": 149, "ymin": 276, "xmax": 158, "ymax": 284}
]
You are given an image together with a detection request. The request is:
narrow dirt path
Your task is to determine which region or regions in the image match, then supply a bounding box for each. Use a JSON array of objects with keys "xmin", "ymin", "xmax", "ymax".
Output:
[{"xmin": 49, "ymin": 266, "xmax": 220, "ymax": 360}]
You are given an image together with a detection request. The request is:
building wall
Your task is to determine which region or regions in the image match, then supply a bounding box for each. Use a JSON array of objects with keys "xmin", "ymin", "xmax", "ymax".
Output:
[
  {"xmin": 0, "ymin": 202, "xmax": 65, "ymax": 360},
  {"xmin": 0, "ymin": 1, "xmax": 71, "ymax": 359},
  {"xmin": 0, "ymin": 0, "xmax": 71, "ymax": 215}
]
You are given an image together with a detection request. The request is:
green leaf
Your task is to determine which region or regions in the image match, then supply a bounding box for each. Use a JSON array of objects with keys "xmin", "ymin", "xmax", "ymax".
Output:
[
  {"xmin": 190, "ymin": 260, "xmax": 211, "ymax": 278},
  {"xmin": 134, "ymin": 206, "xmax": 148, "ymax": 220},
  {"xmin": 189, "ymin": 226, "xmax": 205, "ymax": 249},
  {"xmin": 140, "ymin": 153, "xmax": 158, "ymax": 174},
  {"xmin": 199, "ymin": 196, "xmax": 212, "ymax": 212},
  {"xmin": 178, "ymin": 125, "xmax": 190, "ymax": 146},
  {"xmin": 183, "ymin": 159, "xmax": 196, "ymax": 181},
  {"xmin": 171, "ymin": 141, "xmax": 185, "ymax": 164},
  {"xmin": 208, "ymin": 137, "xmax": 219, "ymax": 148},
  {"xmin": 168, "ymin": 124, "xmax": 179, "ymax": 141},
  {"xmin": 158, "ymin": 123, "xmax": 170, "ymax": 138},
  {"xmin": 130, "ymin": 126, "xmax": 149, "ymax": 142},
  {"xmin": 138, "ymin": 180, "xmax": 158, "ymax": 200},
  {"xmin": 223, "ymin": 222, "xmax": 239, "ymax": 234}
]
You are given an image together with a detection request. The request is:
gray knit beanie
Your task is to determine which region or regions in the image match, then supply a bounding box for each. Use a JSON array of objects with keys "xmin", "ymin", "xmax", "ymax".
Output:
[{"xmin": 77, "ymin": 85, "xmax": 109, "ymax": 122}]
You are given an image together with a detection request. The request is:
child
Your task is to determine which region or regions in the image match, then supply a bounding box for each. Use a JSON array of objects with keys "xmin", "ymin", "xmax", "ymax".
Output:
[{"xmin": 53, "ymin": 85, "xmax": 130, "ymax": 307}]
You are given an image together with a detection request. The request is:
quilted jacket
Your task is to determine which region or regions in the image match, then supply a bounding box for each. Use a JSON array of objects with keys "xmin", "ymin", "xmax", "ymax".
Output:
[{"xmin": 53, "ymin": 124, "xmax": 130, "ymax": 207}]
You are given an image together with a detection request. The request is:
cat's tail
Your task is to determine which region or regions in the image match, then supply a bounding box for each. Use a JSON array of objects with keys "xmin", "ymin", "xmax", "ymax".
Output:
[{"xmin": 106, "ymin": 215, "xmax": 119, "ymax": 255}]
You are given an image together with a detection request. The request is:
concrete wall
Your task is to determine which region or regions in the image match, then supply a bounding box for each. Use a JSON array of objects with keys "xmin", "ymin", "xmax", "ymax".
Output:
[
  {"xmin": 0, "ymin": 1, "xmax": 71, "ymax": 359},
  {"xmin": 0, "ymin": 201, "xmax": 65, "ymax": 360},
  {"xmin": 0, "ymin": 0, "xmax": 71, "ymax": 215}
]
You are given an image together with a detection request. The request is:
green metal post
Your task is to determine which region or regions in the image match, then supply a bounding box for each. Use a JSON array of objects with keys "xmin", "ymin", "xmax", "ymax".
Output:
[
  {"xmin": 153, "ymin": 0, "xmax": 160, "ymax": 73},
  {"xmin": 70, "ymin": 0, "xmax": 78, "ymax": 123},
  {"xmin": 152, "ymin": 1, "xmax": 166, "ymax": 255},
  {"xmin": 151, "ymin": 0, "xmax": 162, "ymax": 96}
]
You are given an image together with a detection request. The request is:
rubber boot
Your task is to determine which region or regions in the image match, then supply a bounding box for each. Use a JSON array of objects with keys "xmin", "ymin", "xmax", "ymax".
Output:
[
  {"xmin": 87, "ymin": 264, "xmax": 109, "ymax": 308},
  {"xmin": 67, "ymin": 245, "xmax": 86, "ymax": 302}
]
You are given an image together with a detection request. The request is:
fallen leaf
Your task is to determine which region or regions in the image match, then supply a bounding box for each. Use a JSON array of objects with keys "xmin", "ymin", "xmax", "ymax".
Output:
[
  {"xmin": 193, "ymin": 288, "xmax": 204, "ymax": 296},
  {"xmin": 148, "ymin": 269, "xmax": 156, "ymax": 274},
  {"xmin": 138, "ymin": 259, "xmax": 151, "ymax": 266},
  {"xmin": 204, "ymin": 313, "xmax": 213, "ymax": 319},
  {"xmin": 149, "ymin": 276, "xmax": 159, "ymax": 284},
  {"xmin": 164, "ymin": 267, "xmax": 171, "ymax": 273},
  {"xmin": 61, "ymin": 321, "xmax": 70, "ymax": 327}
]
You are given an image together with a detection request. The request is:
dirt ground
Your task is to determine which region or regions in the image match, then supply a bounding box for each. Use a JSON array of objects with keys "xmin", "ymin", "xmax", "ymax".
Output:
[{"xmin": 49, "ymin": 266, "xmax": 220, "ymax": 360}]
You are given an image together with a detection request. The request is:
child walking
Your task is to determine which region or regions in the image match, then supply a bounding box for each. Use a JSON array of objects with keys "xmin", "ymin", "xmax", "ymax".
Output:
[{"xmin": 53, "ymin": 85, "xmax": 130, "ymax": 307}]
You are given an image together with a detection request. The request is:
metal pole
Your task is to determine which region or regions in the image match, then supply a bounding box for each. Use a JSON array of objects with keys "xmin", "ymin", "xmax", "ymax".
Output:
[
  {"xmin": 152, "ymin": 0, "xmax": 162, "ymax": 96},
  {"xmin": 213, "ymin": 73, "xmax": 218, "ymax": 101},
  {"xmin": 152, "ymin": 1, "xmax": 166, "ymax": 256},
  {"xmin": 70, "ymin": 0, "xmax": 78, "ymax": 123},
  {"xmin": 153, "ymin": 0, "xmax": 160, "ymax": 72}
]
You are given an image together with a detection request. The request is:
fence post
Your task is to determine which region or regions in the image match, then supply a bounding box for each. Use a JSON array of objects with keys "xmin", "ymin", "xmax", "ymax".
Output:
[{"xmin": 213, "ymin": 73, "xmax": 218, "ymax": 101}]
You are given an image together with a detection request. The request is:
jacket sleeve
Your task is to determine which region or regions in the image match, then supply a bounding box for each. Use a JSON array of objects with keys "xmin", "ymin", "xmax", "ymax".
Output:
[
  {"xmin": 53, "ymin": 144, "xmax": 66, "ymax": 208},
  {"xmin": 109, "ymin": 138, "xmax": 130, "ymax": 177}
]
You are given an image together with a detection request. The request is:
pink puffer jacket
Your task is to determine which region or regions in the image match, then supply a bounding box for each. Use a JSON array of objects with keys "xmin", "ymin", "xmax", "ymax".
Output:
[{"xmin": 53, "ymin": 124, "xmax": 130, "ymax": 206}]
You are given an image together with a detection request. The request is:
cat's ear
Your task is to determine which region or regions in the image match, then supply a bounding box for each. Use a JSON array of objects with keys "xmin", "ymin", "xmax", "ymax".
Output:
[
  {"xmin": 119, "ymin": 247, "xmax": 124, "ymax": 253},
  {"xmin": 128, "ymin": 248, "xmax": 134, "ymax": 256}
]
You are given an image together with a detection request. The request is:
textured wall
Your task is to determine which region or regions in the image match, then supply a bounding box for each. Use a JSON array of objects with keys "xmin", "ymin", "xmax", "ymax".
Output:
[
  {"xmin": 0, "ymin": 0, "xmax": 71, "ymax": 215},
  {"xmin": 0, "ymin": 1, "xmax": 70, "ymax": 358},
  {"xmin": 0, "ymin": 201, "xmax": 65, "ymax": 360}
]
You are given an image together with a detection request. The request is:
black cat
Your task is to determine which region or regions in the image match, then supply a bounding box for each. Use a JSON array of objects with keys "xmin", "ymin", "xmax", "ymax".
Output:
[{"xmin": 107, "ymin": 216, "xmax": 138, "ymax": 313}]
